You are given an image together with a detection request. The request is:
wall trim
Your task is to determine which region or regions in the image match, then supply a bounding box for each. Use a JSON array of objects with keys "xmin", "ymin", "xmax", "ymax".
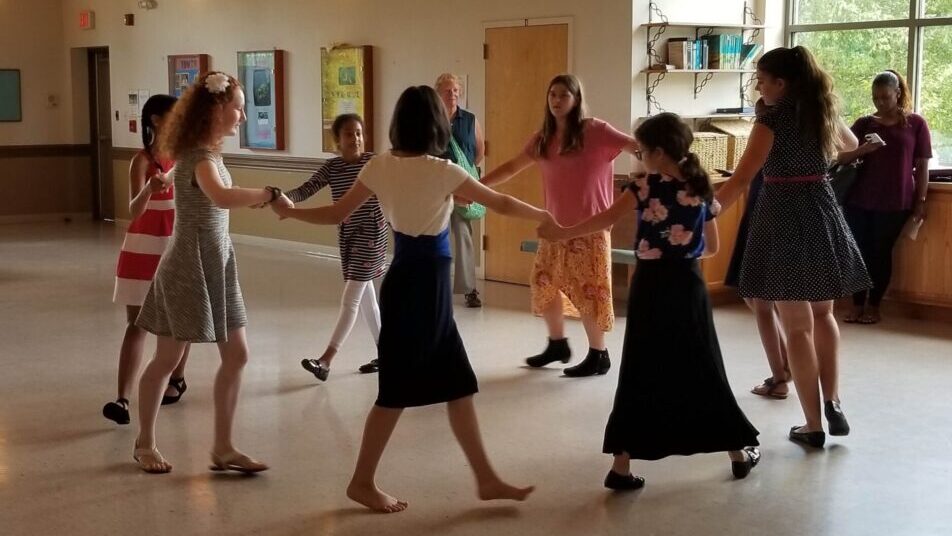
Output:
[
  {"xmin": 0, "ymin": 212, "xmax": 91, "ymax": 225},
  {"xmin": 0, "ymin": 144, "xmax": 91, "ymax": 158},
  {"xmin": 111, "ymin": 147, "xmax": 325, "ymax": 172}
]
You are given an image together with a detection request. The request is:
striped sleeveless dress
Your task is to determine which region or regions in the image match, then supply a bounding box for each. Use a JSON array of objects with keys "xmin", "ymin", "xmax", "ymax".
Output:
[
  {"xmin": 136, "ymin": 149, "xmax": 247, "ymax": 343},
  {"xmin": 113, "ymin": 151, "xmax": 175, "ymax": 306}
]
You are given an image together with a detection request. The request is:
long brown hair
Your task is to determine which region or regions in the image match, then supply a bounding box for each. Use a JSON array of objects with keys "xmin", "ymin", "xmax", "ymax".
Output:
[
  {"xmin": 159, "ymin": 71, "xmax": 242, "ymax": 158},
  {"xmin": 634, "ymin": 113, "xmax": 713, "ymax": 203},
  {"xmin": 536, "ymin": 74, "xmax": 587, "ymax": 158},
  {"xmin": 872, "ymin": 69, "xmax": 911, "ymax": 126},
  {"xmin": 757, "ymin": 46, "xmax": 840, "ymax": 159}
]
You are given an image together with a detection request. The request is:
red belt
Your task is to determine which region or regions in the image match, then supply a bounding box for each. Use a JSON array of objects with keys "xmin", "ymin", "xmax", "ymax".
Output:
[{"xmin": 763, "ymin": 174, "xmax": 825, "ymax": 184}]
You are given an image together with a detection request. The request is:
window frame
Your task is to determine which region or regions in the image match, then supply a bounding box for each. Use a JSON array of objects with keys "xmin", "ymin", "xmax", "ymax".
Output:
[{"xmin": 786, "ymin": 0, "xmax": 952, "ymax": 125}]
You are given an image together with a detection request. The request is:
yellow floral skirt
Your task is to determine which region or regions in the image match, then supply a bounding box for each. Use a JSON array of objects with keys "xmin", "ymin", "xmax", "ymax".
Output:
[{"xmin": 530, "ymin": 231, "xmax": 614, "ymax": 332}]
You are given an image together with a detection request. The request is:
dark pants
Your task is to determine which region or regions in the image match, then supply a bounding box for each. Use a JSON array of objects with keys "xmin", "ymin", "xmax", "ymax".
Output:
[{"xmin": 844, "ymin": 206, "xmax": 911, "ymax": 307}]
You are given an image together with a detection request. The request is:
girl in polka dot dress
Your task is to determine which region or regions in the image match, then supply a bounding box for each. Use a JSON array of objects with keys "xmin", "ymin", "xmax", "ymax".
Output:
[{"xmin": 716, "ymin": 46, "xmax": 871, "ymax": 449}]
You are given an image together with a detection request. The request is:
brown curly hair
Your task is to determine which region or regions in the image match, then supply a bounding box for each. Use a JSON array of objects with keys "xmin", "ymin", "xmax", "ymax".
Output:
[{"xmin": 159, "ymin": 71, "xmax": 243, "ymax": 158}]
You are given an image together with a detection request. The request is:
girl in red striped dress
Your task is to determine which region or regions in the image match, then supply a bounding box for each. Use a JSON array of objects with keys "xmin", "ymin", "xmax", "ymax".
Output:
[{"xmin": 103, "ymin": 95, "xmax": 191, "ymax": 425}]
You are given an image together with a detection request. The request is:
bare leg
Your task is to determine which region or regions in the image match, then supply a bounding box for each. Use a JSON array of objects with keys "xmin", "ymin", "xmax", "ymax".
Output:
[
  {"xmin": 542, "ymin": 296, "xmax": 565, "ymax": 340},
  {"xmin": 164, "ymin": 343, "xmax": 191, "ymax": 397},
  {"xmin": 775, "ymin": 301, "xmax": 823, "ymax": 431},
  {"xmin": 347, "ymin": 405, "xmax": 408, "ymax": 513},
  {"xmin": 447, "ymin": 396, "xmax": 535, "ymax": 502},
  {"xmin": 748, "ymin": 299, "xmax": 790, "ymax": 397},
  {"xmin": 581, "ymin": 313, "xmax": 607, "ymax": 351},
  {"xmin": 811, "ymin": 300, "xmax": 840, "ymax": 402},
  {"xmin": 135, "ymin": 335, "xmax": 188, "ymax": 471},
  {"xmin": 611, "ymin": 452, "xmax": 631, "ymax": 475},
  {"xmin": 212, "ymin": 328, "xmax": 249, "ymax": 456},
  {"xmin": 117, "ymin": 306, "xmax": 148, "ymax": 400}
]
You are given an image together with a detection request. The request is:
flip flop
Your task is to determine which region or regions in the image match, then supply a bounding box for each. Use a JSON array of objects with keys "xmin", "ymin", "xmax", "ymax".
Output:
[{"xmin": 751, "ymin": 377, "xmax": 788, "ymax": 399}]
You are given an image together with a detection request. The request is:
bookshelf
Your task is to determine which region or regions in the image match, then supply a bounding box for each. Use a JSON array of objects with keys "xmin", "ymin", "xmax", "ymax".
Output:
[{"xmin": 640, "ymin": 0, "xmax": 763, "ymax": 118}]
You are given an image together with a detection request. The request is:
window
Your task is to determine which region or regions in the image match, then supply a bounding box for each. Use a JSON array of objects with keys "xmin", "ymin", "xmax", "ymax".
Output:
[{"xmin": 787, "ymin": 0, "xmax": 952, "ymax": 165}]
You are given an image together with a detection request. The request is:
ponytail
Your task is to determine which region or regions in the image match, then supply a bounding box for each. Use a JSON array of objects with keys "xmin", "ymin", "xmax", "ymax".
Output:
[
  {"xmin": 758, "ymin": 46, "xmax": 839, "ymax": 159},
  {"xmin": 873, "ymin": 69, "xmax": 911, "ymax": 126},
  {"xmin": 677, "ymin": 152, "xmax": 714, "ymax": 204},
  {"xmin": 635, "ymin": 113, "xmax": 713, "ymax": 203}
]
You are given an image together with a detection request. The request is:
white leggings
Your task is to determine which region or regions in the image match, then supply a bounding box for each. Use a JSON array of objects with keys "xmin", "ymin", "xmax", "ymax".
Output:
[{"xmin": 329, "ymin": 280, "xmax": 381, "ymax": 350}]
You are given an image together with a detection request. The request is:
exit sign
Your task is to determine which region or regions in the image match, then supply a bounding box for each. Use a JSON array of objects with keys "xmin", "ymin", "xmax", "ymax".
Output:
[{"xmin": 79, "ymin": 10, "xmax": 95, "ymax": 30}]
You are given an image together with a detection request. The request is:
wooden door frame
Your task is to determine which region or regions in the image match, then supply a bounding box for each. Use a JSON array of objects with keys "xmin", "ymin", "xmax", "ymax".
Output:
[{"xmin": 479, "ymin": 17, "xmax": 573, "ymax": 281}]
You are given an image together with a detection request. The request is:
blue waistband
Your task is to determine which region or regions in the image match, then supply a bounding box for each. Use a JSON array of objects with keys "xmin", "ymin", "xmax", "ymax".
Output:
[{"xmin": 393, "ymin": 229, "xmax": 451, "ymax": 258}]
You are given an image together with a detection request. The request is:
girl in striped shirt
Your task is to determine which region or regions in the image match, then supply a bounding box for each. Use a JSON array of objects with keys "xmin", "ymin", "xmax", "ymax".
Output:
[
  {"xmin": 103, "ymin": 94, "xmax": 191, "ymax": 425},
  {"xmin": 289, "ymin": 114, "xmax": 387, "ymax": 381}
]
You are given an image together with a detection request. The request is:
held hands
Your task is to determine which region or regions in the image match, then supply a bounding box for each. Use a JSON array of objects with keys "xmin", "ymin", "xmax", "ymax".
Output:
[
  {"xmin": 146, "ymin": 172, "xmax": 171, "ymax": 194},
  {"xmin": 270, "ymin": 194, "xmax": 294, "ymax": 220},
  {"xmin": 537, "ymin": 212, "xmax": 567, "ymax": 241},
  {"xmin": 453, "ymin": 195, "xmax": 473, "ymax": 206}
]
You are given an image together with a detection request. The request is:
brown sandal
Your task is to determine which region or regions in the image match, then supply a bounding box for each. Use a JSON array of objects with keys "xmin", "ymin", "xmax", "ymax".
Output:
[{"xmin": 751, "ymin": 377, "xmax": 789, "ymax": 399}]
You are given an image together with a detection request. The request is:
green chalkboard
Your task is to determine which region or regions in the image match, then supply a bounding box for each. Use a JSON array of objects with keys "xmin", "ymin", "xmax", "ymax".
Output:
[{"xmin": 0, "ymin": 69, "xmax": 22, "ymax": 122}]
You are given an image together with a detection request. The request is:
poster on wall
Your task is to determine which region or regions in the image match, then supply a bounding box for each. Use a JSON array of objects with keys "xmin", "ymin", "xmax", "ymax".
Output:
[
  {"xmin": 237, "ymin": 50, "xmax": 285, "ymax": 150},
  {"xmin": 321, "ymin": 45, "xmax": 373, "ymax": 152},
  {"xmin": 167, "ymin": 54, "xmax": 210, "ymax": 98},
  {"xmin": 0, "ymin": 69, "xmax": 22, "ymax": 122}
]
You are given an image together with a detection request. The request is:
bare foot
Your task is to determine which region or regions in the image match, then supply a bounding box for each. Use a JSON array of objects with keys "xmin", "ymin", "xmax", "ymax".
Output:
[
  {"xmin": 133, "ymin": 443, "xmax": 172, "ymax": 474},
  {"xmin": 478, "ymin": 479, "xmax": 536, "ymax": 502},
  {"xmin": 347, "ymin": 482, "xmax": 408, "ymax": 513}
]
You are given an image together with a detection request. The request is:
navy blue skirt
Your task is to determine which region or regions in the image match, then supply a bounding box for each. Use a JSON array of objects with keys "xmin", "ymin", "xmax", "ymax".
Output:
[{"xmin": 375, "ymin": 229, "xmax": 478, "ymax": 408}]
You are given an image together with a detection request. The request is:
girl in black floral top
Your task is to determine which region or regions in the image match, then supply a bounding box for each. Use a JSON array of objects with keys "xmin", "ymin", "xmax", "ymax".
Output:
[{"xmin": 540, "ymin": 113, "xmax": 760, "ymax": 490}]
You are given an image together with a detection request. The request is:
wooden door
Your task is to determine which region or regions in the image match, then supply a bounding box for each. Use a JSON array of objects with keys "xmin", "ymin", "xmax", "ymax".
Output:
[{"xmin": 484, "ymin": 24, "xmax": 568, "ymax": 285}]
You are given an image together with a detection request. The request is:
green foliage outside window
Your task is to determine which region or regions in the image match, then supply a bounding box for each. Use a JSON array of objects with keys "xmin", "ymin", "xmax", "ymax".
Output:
[{"xmin": 791, "ymin": 0, "xmax": 952, "ymax": 164}]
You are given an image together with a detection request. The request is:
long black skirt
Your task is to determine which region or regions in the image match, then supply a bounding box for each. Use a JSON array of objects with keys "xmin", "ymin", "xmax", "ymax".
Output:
[
  {"xmin": 603, "ymin": 259, "xmax": 759, "ymax": 460},
  {"xmin": 375, "ymin": 229, "xmax": 478, "ymax": 408}
]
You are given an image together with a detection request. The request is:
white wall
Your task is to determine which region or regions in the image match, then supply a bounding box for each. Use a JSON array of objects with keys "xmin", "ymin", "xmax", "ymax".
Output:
[
  {"xmin": 630, "ymin": 0, "xmax": 785, "ymax": 120},
  {"xmin": 0, "ymin": 0, "xmax": 75, "ymax": 145},
  {"xmin": 58, "ymin": 0, "xmax": 634, "ymax": 163}
]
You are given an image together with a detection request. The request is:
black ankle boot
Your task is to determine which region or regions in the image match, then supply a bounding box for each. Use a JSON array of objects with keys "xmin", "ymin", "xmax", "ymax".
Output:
[
  {"xmin": 563, "ymin": 348, "xmax": 610, "ymax": 377},
  {"xmin": 525, "ymin": 338, "xmax": 571, "ymax": 368}
]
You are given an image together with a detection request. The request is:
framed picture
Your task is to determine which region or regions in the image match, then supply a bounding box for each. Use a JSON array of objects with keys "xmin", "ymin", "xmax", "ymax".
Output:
[
  {"xmin": 237, "ymin": 50, "xmax": 285, "ymax": 150},
  {"xmin": 321, "ymin": 46, "xmax": 373, "ymax": 152},
  {"xmin": 167, "ymin": 54, "xmax": 210, "ymax": 98},
  {"xmin": 0, "ymin": 69, "xmax": 22, "ymax": 122}
]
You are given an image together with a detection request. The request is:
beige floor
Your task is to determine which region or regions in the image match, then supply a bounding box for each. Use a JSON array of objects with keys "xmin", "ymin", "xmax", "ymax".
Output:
[{"xmin": 1, "ymin": 221, "xmax": 950, "ymax": 536}]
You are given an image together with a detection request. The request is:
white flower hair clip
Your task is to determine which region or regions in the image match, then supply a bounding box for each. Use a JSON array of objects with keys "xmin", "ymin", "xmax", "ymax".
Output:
[{"xmin": 205, "ymin": 73, "xmax": 230, "ymax": 94}]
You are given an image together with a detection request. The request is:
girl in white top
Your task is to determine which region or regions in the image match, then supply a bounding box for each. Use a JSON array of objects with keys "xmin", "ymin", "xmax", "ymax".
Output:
[{"xmin": 273, "ymin": 85, "xmax": 552, "ymax": 514}]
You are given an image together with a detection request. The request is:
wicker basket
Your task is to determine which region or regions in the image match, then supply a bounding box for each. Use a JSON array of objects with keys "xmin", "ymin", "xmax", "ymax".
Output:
[
  {"xmin": 690, "ymin": 132, "xmax": 728, "ymax": 174},
  {"xmin": 709, "ymin": 120, "xmax": 754, "ymax": 170}
]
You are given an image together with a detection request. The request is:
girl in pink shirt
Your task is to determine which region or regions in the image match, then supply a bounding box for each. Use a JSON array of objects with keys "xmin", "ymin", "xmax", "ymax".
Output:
[{"xmin": 482, "ymin": 74, "xmax": 639, "ymax": 377}]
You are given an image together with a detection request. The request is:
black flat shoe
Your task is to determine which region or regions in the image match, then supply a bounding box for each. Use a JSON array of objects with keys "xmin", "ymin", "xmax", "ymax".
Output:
[
  {"xmin": 464, "ymin": 290, "xmax": 482, "ymax": 308},
  {"xmin": 526, "ymin": 338, "xmax": 571, "ymax": 368},
  {"xmin": 789, "ymin": 425, "xmax": 825, "ymax": 448},
  {"xmin": 563, "ymin": 349, "xmax": 610, "ymax": 377},
  {"xmin": 824, "ymin": 400, "xmax": 850, "ymax": 436},
  {"xmin": 103, "ymin": 398, "xmax": 130, "ymax": 425},
  {"xmin": 731, "ymin": 447, "xmax": 761, "ymax": 479},
  {"xmin": 161, "ymin": 377, "xmax": 187, "ymax": 405},
  {"xmin": 358, "ymin": 359, "xmax": 379, "ymax": 374},
  {"xmin": 301, "ymin": 359, "xmax": 329, "ymax": 381},
  {"xmin": 604, "ymin": 470, "xmax": 645, "ymax": 491}
]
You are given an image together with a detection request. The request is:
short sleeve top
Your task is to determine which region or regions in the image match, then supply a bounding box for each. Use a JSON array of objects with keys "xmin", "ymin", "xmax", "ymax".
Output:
[
  {"xmin": 629, "ymin": 173, "xmax": 715, "ymax": 260},
  {"xmin": 756, "ymin": 97, "xmax": 829, "ymax": 179}
]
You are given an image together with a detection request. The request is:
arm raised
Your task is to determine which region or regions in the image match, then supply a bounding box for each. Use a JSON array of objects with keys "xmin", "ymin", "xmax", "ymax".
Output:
[
  {"xmin": 454, "ymin": 178, "xmax": 548, "ymax": 222},
  {"xmin": 539, "ymin": 189, "xmax": 638, "ymax": 241},
  {"xmin": 194, "ymin": 159, "xmax": 270, "ymax": 209},
  {"xmin": 480, "ymin": 152, "xmax": 534, "ymax": 188},
  {"xmin": 715, "ymin": 123, "xmax": 773, "ymax": 211}
]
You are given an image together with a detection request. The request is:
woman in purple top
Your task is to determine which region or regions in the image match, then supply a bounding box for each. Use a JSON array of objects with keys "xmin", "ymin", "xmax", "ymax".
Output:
[{"xmin": 838, "ymin": 70, "xmax": 933, "ymax": 324}]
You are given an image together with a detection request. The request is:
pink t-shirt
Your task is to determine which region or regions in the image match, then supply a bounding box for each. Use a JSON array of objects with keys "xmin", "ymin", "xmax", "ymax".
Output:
[{"xmin": 522, "ymin": 118, "xmax": 630, "ymax": 226}]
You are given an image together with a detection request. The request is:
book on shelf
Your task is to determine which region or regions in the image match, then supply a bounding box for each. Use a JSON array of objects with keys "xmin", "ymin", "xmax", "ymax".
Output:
[
  {"xmin": 714, "ymin": 106, "xmax": 754, "ymax": 114},
  {"xmin": 740, "ymin": 43, "xmax": 763, "ymax": 69},
  {"xmin": 666, "ymin": 38, "xmax": 710, "ymax": 70}
]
